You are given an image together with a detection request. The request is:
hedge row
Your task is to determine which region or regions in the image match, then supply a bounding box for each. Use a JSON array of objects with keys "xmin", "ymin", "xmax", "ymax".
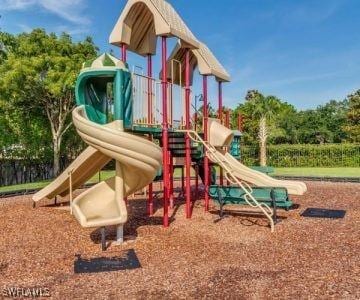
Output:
[{"xmin": 241, "ymin": 144, "xmax": 360, "ymax": 167}]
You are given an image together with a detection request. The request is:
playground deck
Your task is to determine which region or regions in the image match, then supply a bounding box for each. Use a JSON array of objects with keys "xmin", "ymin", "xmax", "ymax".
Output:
[{"xmin": 0, "ymin": 181, "xmax": 359, "ymax": 299}]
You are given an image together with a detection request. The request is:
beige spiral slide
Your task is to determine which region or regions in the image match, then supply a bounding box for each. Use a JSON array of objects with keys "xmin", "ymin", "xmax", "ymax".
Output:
[{"xmin": 33, "ymin": 106, "xmax": 162, "ymax": 239}]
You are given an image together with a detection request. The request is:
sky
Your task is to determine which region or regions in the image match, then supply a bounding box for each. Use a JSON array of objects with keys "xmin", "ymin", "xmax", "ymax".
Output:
[{"xmin": 1, "ymin": 0, "xmax": 360, "ymax": 110}]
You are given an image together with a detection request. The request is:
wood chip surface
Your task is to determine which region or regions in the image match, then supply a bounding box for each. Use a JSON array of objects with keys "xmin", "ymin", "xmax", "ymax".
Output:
[{"xmin": 0, "ymin": 181, "xmax": 359, "ymax": 299}]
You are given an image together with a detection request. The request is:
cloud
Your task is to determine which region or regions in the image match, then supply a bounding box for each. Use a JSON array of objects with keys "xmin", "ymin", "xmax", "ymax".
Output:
[
  {"xmin": 0, "ymin": 0, "xmax": 35, "ymax": 10},
  {"xmin": 0, "ymin": 0, "xmax": 90, "ymax": 25}
]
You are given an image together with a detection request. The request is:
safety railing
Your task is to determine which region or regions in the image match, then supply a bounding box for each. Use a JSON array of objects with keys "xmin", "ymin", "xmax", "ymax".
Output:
[
  {"xmin": 132, "ymin": 73, "xmax": 192, "ymax": 129},
  {"xmin": 176, "ymin": 129, "xmax": 275, "ymax": 231}
]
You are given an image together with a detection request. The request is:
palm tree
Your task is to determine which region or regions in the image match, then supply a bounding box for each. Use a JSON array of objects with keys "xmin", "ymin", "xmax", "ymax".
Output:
[{"xmin": 246, "ymin": 91, "xmax": 280, "ymax": 166}]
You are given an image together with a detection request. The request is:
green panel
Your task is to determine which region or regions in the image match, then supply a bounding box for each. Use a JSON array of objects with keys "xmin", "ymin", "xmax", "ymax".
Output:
[
  {"xmin": 230, "ymin": 137, "xmax": 241, "ymax": 159},
  {"xmin": 250, "ymin": 166, "xmax": 275, "ymax": 174},
  {"xmin": 208, "ymin": 185, "xmax": 293, "ymax": 208},
  {"xmin": 113, "ymin": 69, "xmax": 133, "ymax": 127},
  {"xmin": 123, "ymin": 71, "xmax": 133, "ymax": 129},
  {"xmin": 131, "ymin": 125, "xmax": 163, "ymax": 134},
  {"xmin": 75, "ymin": 70, "xmax": 117, "ymax": 125},
  {"xmin": 114, "ymin": 70, "xmax": 122, "ymax": 121}
]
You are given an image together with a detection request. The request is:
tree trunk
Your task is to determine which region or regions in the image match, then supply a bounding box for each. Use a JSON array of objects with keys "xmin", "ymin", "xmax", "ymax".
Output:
[
  {"xmin": 258, "ymin": 116, "xmax": 267, "ymax": 167},
  {"xmin": 52, "ymin": 136, "xmax": 61, "ymax": 176}
]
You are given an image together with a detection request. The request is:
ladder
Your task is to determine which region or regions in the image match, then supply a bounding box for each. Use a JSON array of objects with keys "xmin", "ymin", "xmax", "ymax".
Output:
[{"xmin": 177, "ymin": 129, "xmax": 275, "ymax": 232}]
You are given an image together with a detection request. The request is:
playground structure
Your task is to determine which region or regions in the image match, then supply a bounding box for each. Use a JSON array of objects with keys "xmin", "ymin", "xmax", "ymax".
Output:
[{"xmin": 33, "ymin": 0, "xmax": 306, "ymax": 247}]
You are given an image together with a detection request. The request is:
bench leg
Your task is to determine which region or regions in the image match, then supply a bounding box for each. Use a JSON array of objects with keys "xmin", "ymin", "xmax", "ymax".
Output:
[
  {"xmin": 270, "ymin": 189, "xmax": 278, "ymax": 224},
  {"xmin": 217, "ymin": 186, "xmax": 225, "ymax": 219}
]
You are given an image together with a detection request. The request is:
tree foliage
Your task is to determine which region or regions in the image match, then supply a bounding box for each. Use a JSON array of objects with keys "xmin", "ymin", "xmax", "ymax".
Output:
[
  {"xmin": 343, "ymin": 90, "xmax": 360, "ymax": 142},
  {"xmin": 0, "ymin": 29, "xmax": 98, "ymax": 173},
  {"xmin": 232, "ymin": 90, "xmax": 353, "ymax": 146}
]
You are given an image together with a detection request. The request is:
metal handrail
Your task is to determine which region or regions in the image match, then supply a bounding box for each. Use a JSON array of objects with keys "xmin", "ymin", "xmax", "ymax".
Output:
[{"xmin": 177, "ymin": 129, "xmax": 275, "ymax": 232}]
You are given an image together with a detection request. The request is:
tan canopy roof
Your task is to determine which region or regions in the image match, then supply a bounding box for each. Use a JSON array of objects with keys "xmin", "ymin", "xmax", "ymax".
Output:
[
  {"xmin": 109, "ymin": 0, "xmax": 200, "ymax": 56},
  {"xmin": 162, "ymin": 41, "xmax": 231, "ymax": 85}
]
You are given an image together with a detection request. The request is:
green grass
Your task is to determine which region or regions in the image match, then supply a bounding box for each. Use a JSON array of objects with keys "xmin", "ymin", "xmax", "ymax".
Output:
[
  {"xmin": 0, "ymin": 180, "xmax": 52, "ymax": 193},
  {"xmin": 272, "ymin": 167, "xmax": 360, "ymax": 178},
  {"xmin": 0, "ymin": 170, "xmax": 116, "ymax": 194},
  {"xmin": 0, "ymin": 167, "xmax": 358, "ymax": 194}
]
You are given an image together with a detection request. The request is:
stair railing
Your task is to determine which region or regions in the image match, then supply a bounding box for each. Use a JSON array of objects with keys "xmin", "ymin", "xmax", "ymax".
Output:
[{"xmin": 177, "ymin": 129, "xmax": 274, "ymax": 231}]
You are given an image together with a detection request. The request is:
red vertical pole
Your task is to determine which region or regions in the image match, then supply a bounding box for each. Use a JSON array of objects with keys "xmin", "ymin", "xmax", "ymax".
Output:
[
  {"xmin": 147, "ymin": 54, "xmax": 153, "ymax": 216},
  {"xmin": 185, "ymin": 48, "xmax": 192, "ymax": 218},
  {"xmin": 161, "ymin": 37, "xmax": 169, "ymax": 227},
  {"xmin": 218, "ymin": 81, "xmax": 223, "ymax": 123},
  {"xmin": 169, "ymin": 150, "xmax": 174, "ymax": 208},
  {"xmin": 203, "ymin": 75, "xmax": 209, "ymax": 211},
  {"xmin": 121, "ymin": 43, "xmax": 127, "ymax": 62},
  {"xmin": 218, "ymin": 81, "xmax": 224, "ymax": 186},
  {"xmin": 147, "ymin": 54, "xmax": 153, "ymax": 124},
  {"xmin": 195, "ymin": 164, "xmax": 199, "ymax": 200},
  {"xmin": 121, "ymin": 43, "xmax": 128, "ymax": 204},
  {"xmin": 225, "ymin": 110, "xmax": 230, "ymax": 128},
  {"xmin": 238, "ymin": 114, "xmax": 243, "ymax": 131},
  {"xmin": 225, "ymin": 110, "xmax": 230, "ymax": 186}
]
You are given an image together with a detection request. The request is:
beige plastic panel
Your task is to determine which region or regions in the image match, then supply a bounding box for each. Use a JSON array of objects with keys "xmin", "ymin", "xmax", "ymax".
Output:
[
  {"xmin": 208, "ymin": 118, "xmax": 234, "ymax": 147},
  {"xmin": 193, "ymin": 42, "xmax": 230, "ymax": 82},
  {"xmin": 109, "ymin": 0, "xmax": 199, "ymax": 56},
  {"xmin": 162, "ymin": 41, "xmax": 230, "ymax": 86},
  {"xmin": 71, "ymin": 106, "xmax": 162, "ymax": 228},
  {"xmin": 206, "ymin": 120, "xmax": 307, "ymax": 195},
  {"xmin": 32, "ymin": 147, "xmax": 111, "ymax": 202},
  {"xmin": 224, "ymin": 153, "xmax": 307, "ymax": 195}
]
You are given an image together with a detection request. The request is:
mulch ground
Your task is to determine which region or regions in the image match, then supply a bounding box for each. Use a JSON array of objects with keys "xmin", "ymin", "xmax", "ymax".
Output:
[{"xmin": 0, "ymin": 181, "xmax": 359, "ymax": 299}]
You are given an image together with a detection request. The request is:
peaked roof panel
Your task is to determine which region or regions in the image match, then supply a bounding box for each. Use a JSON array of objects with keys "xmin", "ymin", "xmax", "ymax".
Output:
[
  {"xmin": 109, "ymin": 0, "xmax": 199, "ymax": 56},
  {"xmin": 162, "ymin": 41, "xmax": 230, "ymax": 85}
]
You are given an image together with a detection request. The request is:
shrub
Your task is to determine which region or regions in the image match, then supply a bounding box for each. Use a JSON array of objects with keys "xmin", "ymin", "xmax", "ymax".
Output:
[{"xmin": 241, "ymin": 144, "xmax": 360, "ymax": 167}]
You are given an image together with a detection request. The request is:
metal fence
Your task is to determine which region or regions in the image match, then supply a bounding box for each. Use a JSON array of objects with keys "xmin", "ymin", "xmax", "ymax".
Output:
[
  {"xmin": 241, "ymin": 144, "xmax": 360, "ymax": 167},
  {"xmin": 0, "ymin": 157, "xmax": 70, "ymax": 187}
]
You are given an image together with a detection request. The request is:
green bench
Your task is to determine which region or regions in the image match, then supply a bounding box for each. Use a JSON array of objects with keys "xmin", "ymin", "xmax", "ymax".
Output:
[
  {"xmin": 208, "ymin": 185, "xmax": 293, "ymax": 222},
  {"xmin": 250, "ymin": 166, "xmax": 275, "ymax": 175}
]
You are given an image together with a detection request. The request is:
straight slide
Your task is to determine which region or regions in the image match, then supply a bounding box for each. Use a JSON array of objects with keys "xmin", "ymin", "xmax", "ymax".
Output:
[
  {"xmin": 206, "ymin": 119, "xmax": 307, "ymax": 195},
  {"xmin": 223, "ymin": 153, "xmax": 307, "ymax": 195},
  {"xmin": 32, "ymin": 147, "xmax": 111, "ymax": 202}
]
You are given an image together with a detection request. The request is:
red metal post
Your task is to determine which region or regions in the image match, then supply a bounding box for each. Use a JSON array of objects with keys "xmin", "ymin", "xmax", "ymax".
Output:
[
  {"xmin": 185, "ymin": 48, "xmax": 192, "ymax": 218},
  {"xmin": 225, "ymin": 110, "xmax": 230, "ymax": 186},
  {"xmin": 218, "ymin": 81, "xmax": 224, "ymax": 186},
  {"xmin": 121, "ymin": 43, "xmax": 127, "ymax": 62},
  {"xmin": 203, "ymin": 75, "xmax": 209, "ymax": 211},
  {"xmin": 195, "ymin": 164, "xmax": 199, "ymax": 200},
  {"xmin": 218, "ymin": 81, "xmax": 223, "ymax": 123},
  {"xmin": 238, "ymin": 114, "xmax": 243, "ymax": 131},
  {"xmin": 121, "ymin": 43, "xmax": 128, "ymax": 204},
  {"xmin": 147, "ymin": 54, "xmax": 153, "ymax": 216},
  {"xmin": 225, "ymin": 110, "xmax": 230, "ymax": 128},
  {"xmin": 147, "ymin": 54, "xmax": 153, "ymax": 124},
  {"xmin": 181, "ymin": 166, "xmax": 185, "ymax": 194},
  {"xmin": 169, "ymin": 150, "xmax": 174, "ymax": 209},
  {"xmin": 161, "ymin": 37, "xmax": 169, "ymax": 227}
]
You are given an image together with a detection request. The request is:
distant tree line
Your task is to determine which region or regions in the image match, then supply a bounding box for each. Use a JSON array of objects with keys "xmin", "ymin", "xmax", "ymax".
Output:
[
  {"xmin": 0, "ymin": 28, "xmax": 359, "ymax": 172},
  {"xmin": 231, "ymin": 89, "xmax": 359, "ymax": 145}
]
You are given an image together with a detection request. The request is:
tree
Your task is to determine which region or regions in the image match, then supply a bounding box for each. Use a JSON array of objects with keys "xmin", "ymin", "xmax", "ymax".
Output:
[
  {"xmin": 0, "ymin": 29, "xmax": 98, "ymax": 174},
  {"xmin": 234, "ymin": 90, "xmax": 281, "ymax": 166},
  {"xmin": 343, "ymin": 90, "xmax": 360, "ymax": 142}
]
